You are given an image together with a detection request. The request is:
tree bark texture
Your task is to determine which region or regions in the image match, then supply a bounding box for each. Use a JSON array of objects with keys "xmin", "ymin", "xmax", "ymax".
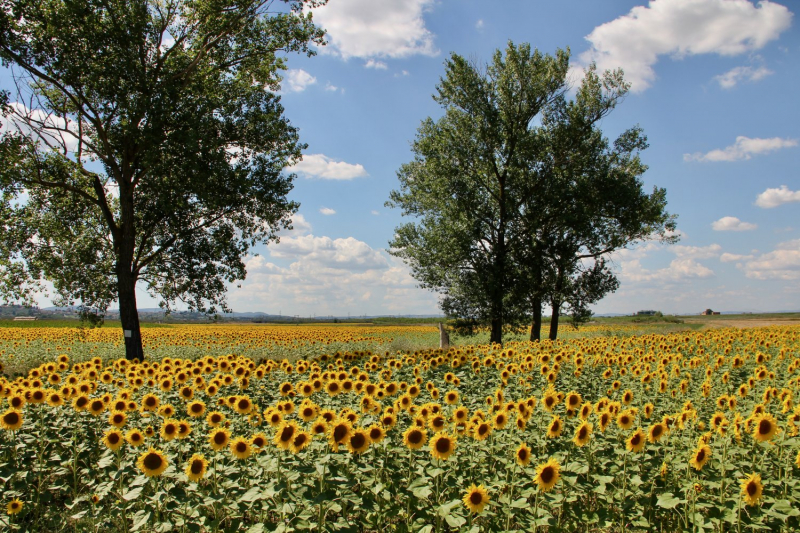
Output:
[{"xmin": 530, "ymin": 296, "xmax": 542, "ymax": 342}]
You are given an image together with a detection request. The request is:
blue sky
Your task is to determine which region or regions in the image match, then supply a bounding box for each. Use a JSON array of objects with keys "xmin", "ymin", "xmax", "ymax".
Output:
[{"xmin": 4, "ymin": 0, "xmax": 800, "ymax": 316}]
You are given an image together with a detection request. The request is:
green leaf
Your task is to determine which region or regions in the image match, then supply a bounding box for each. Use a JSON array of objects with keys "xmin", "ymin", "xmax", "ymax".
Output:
[
  {"xmin": 656, "ymin": 493, "xmax": 684, "ymax": 509},
  {"xmin": 131, "ymin": 510, "xmax": 151, "ymax": 531},
  {"xmin": 240, "ymin": 486, "xmax": 265, "ymax": 503},
  {"xmin": 123, "ymin": 487, "xmax": 143, "ymax": 501}
]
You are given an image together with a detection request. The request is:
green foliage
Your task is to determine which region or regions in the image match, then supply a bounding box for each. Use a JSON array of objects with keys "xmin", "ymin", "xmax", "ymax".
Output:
[
  {"xmin": 0, "ymin": 0, "xmax": 326, "ymax": 357},
  {"xmin": 388, "ymin": 42, "xmax": 676, "ymax": 343}
]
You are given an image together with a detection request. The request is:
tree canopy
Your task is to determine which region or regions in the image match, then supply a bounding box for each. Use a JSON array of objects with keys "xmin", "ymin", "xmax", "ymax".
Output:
[
  {"xmin": 388, "ymin": 42, "xmax": 676, "ymax": 344},
  {"xmin": 0, "ymin": 0, "xmax": 326, "ymax": 359}
]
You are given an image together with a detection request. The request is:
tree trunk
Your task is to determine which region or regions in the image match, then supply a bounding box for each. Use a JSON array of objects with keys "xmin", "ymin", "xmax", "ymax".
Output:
[
  {"xmin": 530, "ymin": 296, "xmax": 542, "ymax": 342},
  {"xmin": 549, "ymin": 298, "xmax": 560, "ymax": 341},
  {"xmin": 490, "ymin": 317, "xmax": 502, "ymax": 345},
  {"xmin": 117, "ymin": 267, "xmax": 144, "ymax": 361}
]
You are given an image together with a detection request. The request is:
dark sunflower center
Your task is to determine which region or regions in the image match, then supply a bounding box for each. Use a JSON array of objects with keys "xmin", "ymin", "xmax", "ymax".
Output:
[
  {"xmin": 333, "ymin": 425, "xmax": 348, "ymax": 442},
  {"xmin": 436, "ymin": 438, "xmax": 452, "ymax": 453},
  {"xmin": 280, "ymin": 426, "xmax": 295, "ymax": 442},
  {"xmin": 478, "ymin": 425, "xmax": 489, "ymax": 436},
  {"xmin": 696, "ymin": 450, "xmax": 706, "ymax": 462},
  {"xmin": 758, "ymin": 420, "xmax": 772, "ymax": 435},
  {"xmin": 108, "ymin": 433, "xmax": 120, "ymax": 444},
  {"xmin": 518, "ymin": 449, "xmax": 528, "ymax": 461},
  {"xmin": 541, "ymin": 467, "xmax": 554, "ymax": 483},
  {"xmin": 350, "ymin": 433, "xmax": 366, "ymax": 449},
  {"xmin": 236, "ymin": 442, "xmax": 247, "ymax": 453},
  {"xmin": 579, "ymin": 427, "xmax": 588, "ymax": 439},
  {"xmin": 653, "ymin": 426, "xmax": 663, "ymax": 437},
  {"xmin": 192, "ymin": 404, "xmax": 202, "ymax": 413},
  {"xmin": 143, "ymin": 453, "xmax": 163, "ymax": 470},
  {"xmin": 469, "ymin": 492, "xmax": 483, "ymax": 505},
  {"xmin": 747, "ymin": 482, "xmax": 758, "ymax": 496},
  {"xmin": 191, "ymin": 460, "xmax": 204, "ymax": 475},
  {"xmin": 145, "ymin": 397, "xmax": 156, "ymax": 406},
  {"xmin": 3, "ymin": 412, "xmax": 20, "ymax": 425},
  {"xmin": 408, "ymin": 430, "xmax": 423, "ymax": 444},
  {"xmin": 631, "ymin": 434, "xmax": 641, "ymax": 446},
  {"xmin": 214, "ymin": 432, "xmax": 227, "ymax": 445},
  {"xmin": 91, "ymin": 401, "xmax": 103, "ymax": 411},
  {"xmin": 370, "ymin": 429, "xmax": 382, "ymax": 440}
]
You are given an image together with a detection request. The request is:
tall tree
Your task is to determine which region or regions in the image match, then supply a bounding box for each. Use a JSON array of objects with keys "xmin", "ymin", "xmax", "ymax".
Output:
[
  {"xmin": 389, "ymin": 43, "xmax": 676, "ymax": 344},
  {"xmin": 0, "ymin": 0, "xmax": 326, "ymax": 359},
  {"xmin": 517, "ymin": 66, "xmax": 676, "ymax": 340},
  {"xmin": 388, "ymin": 43, "xmax": 569, "ymax": 345}
]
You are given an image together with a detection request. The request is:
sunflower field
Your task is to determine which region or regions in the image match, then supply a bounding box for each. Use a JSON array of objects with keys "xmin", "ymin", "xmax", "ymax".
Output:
[{"xmin": 1, "ymin": 324, "xmax": 799, "ymax": 532}]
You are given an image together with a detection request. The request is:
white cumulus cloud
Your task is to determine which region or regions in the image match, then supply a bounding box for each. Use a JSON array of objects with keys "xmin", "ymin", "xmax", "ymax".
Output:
[
  {"xmin": 289, "ymin": 154, "xmax": 369, "ymax": 180},
  {"xmin": 364, "ymin": 59, "xmax": 388, "ymax": 70},
  {"xmin": 572, "ymin": 0, "xmax": 792, "ymax": 93},
  {"xmin": 714, "ymin": 65, "xmax": 773, "ymax": 88},
  {"xmin": 720, "ymin": 252, "xmax": 755, "ymax": 263},
  {"xmin": 756, "ymin": 185, "xmax": 800, "ymax": 208},
  {"xmin": 269, "ymin": 234, "xmax": 388, "ymax": 271},
  {"xmin": 742, "ymin": 240, "xmax": 800, "ymax": 280},
  {"xmin": 319, "ymin": 207, "xmax": 336, "ymax": 216},
  {"xmin": 671, "ymin": 244, "xmax": 722, "ymax": 259},
  {"xmin": 711, "ymin": 216, "xmax": 757, "ymax": 231},
  {"xmin": 684, "ymin": 136, "xmax": 797, "ymax": 162},
  {"xmin": 307, "ymin": 0, "xmax": 438, "ymax": 60},
  {"xmin": 283, "ymin": 69, "xmax": 317, "ymax": 93}
]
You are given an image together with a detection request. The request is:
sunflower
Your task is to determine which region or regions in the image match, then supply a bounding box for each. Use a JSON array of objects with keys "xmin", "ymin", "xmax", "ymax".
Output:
[
  {"xmin": 208, "ymin": 428, "xmax": 231, "ymax": 451},
  {"xmin": 534, "ymin": 458, "xmax": 561, "ymax": 492},
  {"xmin": 176, "ymin": 420, "xmax": 192, "ymax": 439},
  {"xmin": 579, "ymin": 402, "xmax": 593, "ymax": 420},
  {"xmin": 299, "ymin": 404, "xmax": 318, "ymax": 422},
  {"xmin": 515, "ymin": 443, "xmax": 532, "ymax": 466},
  {"xmin": 403, "ymin": 426, "xmax": 428, "ymax": 450},
  {"xmin": 185, "ymin": 454, "xmax": 208, "ymax": 482},
  {"xmin": 125, "ymin": 428, "xmax": 146, "ymax": 447},
  {"xmin": 274, "ymin": 421, "xmax": 299, "ymax": 451},
  {"xmin": 311, "ymin": 418, "xmax": 329, "ymax": 437},
  {"xmin": 740, "ymin": 473, "xmax": 763, "ymax": 506},
  {"xmin": 617, "ymin": 410, "xmax": 635, "ymax": 430},
  {"xmin": 291, "ymin": 430, "xmax": 312, "ymax": 453},
  {"xmin": 186, "ymin": 400, "xmax": 206, "ymax": 418},
  {"xmin": 473, "ymin": 421, "xmax": 492, "ymax": 441},
  {"xmin": 102, "ymin": 429, "xmax": 125, "ymax": 451},
  {"xmin": 626, "ymin": 429, "xmax": 646, "ymax": 453},
  {"xmin": 6, "ymin": 499, "xmax": 23, "ymax": 515},
  {"xmin": 347, "ymin": 428, "xmax": 372, "ymax": 454},
  {"xmin": 108, "ymin": 410, "xmax": 127, "ymax": 428},
  {"xmin": 251, "ymin": 432, "xmax": 268, "ymax": 451},
  {"xmin": 429, "ymin": 433, "xmax": 456, "ymax": 460},
  {"xmin": 368, "ymin": 424, "xmax": 386, "ymax": 444},
  {"xmin": 752, "ymin": 413, "xmax": 778, "ymax": 442},
  {"xmin": 88, "ymin": 399, "xmax": 106, "ymax": 416},
  {"xmin": 546, "ymin": 416, "xmax": 563, "ymax": 438},
  {"xmin": 160, "ymin": 419, "xmax": 179, "ymax": 441},
  {"xmin": 206, "ymin": 411, "xmax": 225, "ymax": 427},
  {"xmin": 230, "ymin": 437, "xmax": 252, "ymax": 460},
  {"xmin": 141, "ymin": 393, "xmax": 160, "ymax": 412},
  {"xmin": 0, "ymin": 409, "xmax": 23, "ymax": 431},
  {"xmin": 445, "ymin": 390, "xmax": 459, "ymax": 405},
  {"xmin": 328, "ymin": 420, "xmax": 353, "ymax": 452},
  {"xmin": 493, "ymin": 411, "xmax": 508, "ymax": 430},
  {"xmin": 689, "ymin": 444, "xmax": 711, "ymax": 471},
  {"xmin": 462, "ymin": 484, "xmax": 490, "ymax": 514},
  {"xmin": 137, "ymin": 447, "xmax": 168, "ymax": 477},
  {"xmin": 573, "ymin": 422, "xmax": 592, "ymax": 447},
  {"xmin": 648, "ymin": 423, "xmax": 666, "ymax": 443},
  {"xmin": 233, "ymin": 396, "xmax": 253, "ymax": 415}
]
